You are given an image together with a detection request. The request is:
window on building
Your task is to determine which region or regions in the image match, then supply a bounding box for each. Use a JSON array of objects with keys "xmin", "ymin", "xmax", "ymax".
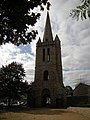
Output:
[
  {"xmin": 43, "ymin": 70, "xmax": 49, "ymax": 80},
  {"xmin": 43, "ymin": 49, "xmax": 45, "ymax": 61},
  {"xmin": 47, "ymin": 48, "xmax": 50, "ymax": 61}
]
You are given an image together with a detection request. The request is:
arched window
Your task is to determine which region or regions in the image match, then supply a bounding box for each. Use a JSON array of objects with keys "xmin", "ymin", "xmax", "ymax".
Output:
[{"xmin": 43, "ymin": 70, "xmax": 49, "ymax": 80}]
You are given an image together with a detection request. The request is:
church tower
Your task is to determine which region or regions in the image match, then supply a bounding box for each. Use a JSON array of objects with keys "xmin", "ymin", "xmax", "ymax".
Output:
[{"xmin": 30, "ymin": 12, "xmax": 65, "ymax": 107}]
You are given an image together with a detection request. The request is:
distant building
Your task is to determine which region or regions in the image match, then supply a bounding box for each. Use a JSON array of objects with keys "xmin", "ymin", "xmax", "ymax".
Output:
[
  {"xmin": 66, "ymin": 83, "xmax": 90, "ymax": 106},
  {"xmin": 28, "ymin": 12, "xmax": 66, "ymax": 107},
  {"xmin": 73, "ymin": 83, "xmax": 90, "ymax": 96},
  {"xmin": 73, "ymin": 83, "xmax": 90, "ymax": 103}
]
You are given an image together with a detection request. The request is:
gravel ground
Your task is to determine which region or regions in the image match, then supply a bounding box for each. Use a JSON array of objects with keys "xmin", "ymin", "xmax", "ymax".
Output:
[
  {"xmin": 68, "ymin": 107, "xmax": 90, "ymax": 118},
  {"xmin": 0, "ymin": 107, "xmax": 90, "ymax": 120}
]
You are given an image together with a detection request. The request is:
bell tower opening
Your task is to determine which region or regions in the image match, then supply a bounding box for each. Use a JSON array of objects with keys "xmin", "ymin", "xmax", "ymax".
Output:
[
  {"xmin": 47, "ymin": 48, "xmax": 50, "ymax": 61},
  {"xmin": 43, "ymin": 48, "xmax": 45, "ymax": 62}
]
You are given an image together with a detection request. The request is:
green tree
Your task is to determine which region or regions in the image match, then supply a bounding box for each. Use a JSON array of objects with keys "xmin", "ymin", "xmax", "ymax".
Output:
[
  {"xmin": 0, "ymin": 0, "xmax": 50, "ymax": 45},
  {"xmin": 65, "ymin": 86, "xmax": 73, "ymax": 96},
  {"xmin": 0, "ymin": 62, "xmax": 28, "ymax": 107},
  {"xmin": 71, "ymin": 0, "xmax": 90, "ymax": 20}
]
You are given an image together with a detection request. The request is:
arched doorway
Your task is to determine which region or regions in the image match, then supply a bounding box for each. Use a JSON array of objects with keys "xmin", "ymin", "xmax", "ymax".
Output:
[{"xmin": 42, "ymin": 89, "xmax": 51, "ymax": 107}]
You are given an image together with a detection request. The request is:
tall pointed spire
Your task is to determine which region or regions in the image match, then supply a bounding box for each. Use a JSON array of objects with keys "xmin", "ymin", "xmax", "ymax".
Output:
[{"xmin": 43, "ymin": 12, "xmax": 53, "ymax": 42}]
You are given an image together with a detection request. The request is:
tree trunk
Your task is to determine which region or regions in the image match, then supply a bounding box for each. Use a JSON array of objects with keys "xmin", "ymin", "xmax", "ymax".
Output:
[{"xmin": 7, "ymin": 98, "xmax": 11, "ymax": 107}]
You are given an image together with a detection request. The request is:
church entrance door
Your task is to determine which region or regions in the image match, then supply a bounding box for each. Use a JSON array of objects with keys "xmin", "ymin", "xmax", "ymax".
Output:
[{"xmin": 42, "ymin": 89, "xmax": 51, "ymax": 107}]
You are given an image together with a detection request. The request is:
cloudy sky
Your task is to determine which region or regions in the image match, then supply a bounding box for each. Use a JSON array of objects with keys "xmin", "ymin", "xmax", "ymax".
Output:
[{"xmin": 0, "ymin": 0, "xmax": 90, "ymax": 89}]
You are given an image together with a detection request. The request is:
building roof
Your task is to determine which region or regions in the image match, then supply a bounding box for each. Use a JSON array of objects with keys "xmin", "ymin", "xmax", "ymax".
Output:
[
  {"xmin": 73, "ymin": 83, "xmax": 90, "ymax": 96},
  {"xmin": 74, "ymin": 83, "xmax": 90, "ymax": 90}
]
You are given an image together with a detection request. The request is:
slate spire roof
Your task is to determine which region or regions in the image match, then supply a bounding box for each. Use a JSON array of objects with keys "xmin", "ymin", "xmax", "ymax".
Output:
[{"xmin": 43, "ymin": 12, "xmax": 53, "ymax": 42}]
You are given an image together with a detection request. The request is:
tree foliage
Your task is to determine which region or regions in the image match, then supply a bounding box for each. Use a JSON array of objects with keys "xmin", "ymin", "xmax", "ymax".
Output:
[
  {"xmin": 0, "ymin": 62, "xmax": 28, "ymax": 106},
  {"xmin": 65, "ymin": 86, "xmax": 73, "ymax": 96},
  {"xmin": 71, "ymin": 0, "xmax": 90, "ymax": 20},
  {"xmin": 0, "ymin": 0, "xmax": 50, "ymax": 45}
]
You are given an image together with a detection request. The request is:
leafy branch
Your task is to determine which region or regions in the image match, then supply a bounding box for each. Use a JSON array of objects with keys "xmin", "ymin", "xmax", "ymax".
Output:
[{"xmin": 70, "ymin": 0, "xmax": 90, "ymax": 20}]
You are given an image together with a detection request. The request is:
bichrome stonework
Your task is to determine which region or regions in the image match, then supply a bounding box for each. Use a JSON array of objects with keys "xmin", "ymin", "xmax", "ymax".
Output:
[{"xmin": 29, "ymin": 12, "xmax": 66, "ymax": 107}]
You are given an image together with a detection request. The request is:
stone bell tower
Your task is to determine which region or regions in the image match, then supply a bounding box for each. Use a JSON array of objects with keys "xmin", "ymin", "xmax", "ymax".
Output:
[{"xmin": 29, "ymin": 12, "xmax": 65, "ymax": 107}]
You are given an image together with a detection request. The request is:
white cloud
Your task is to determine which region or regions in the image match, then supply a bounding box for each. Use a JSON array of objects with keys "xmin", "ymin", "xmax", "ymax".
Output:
[
  {"xmin": 49, "ymin": 0, "xmax": 90, "ymax": 88},
  {"xmin": 0, "ymin": 43, "xmax": 35, "ymax": 84}
]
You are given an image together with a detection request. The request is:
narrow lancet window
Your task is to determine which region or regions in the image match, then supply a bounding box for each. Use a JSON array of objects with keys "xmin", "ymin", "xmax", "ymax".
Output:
[
  {"xmin": 47, "ymin": 48, "xmax": 50, "ymax": 61},
  {"xmin": 43, "ymin": 49, "xmax": 45, "ymax": 62}
]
